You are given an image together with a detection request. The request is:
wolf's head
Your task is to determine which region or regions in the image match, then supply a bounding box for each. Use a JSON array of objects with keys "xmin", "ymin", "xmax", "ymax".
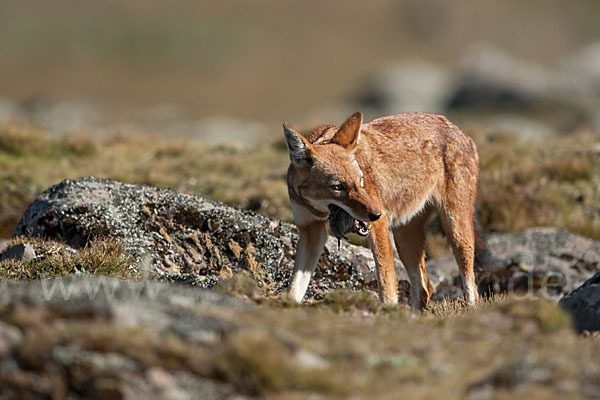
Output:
[{"xmin": 283, "ymin": 112, "xmax": 381, "ymax": 223}]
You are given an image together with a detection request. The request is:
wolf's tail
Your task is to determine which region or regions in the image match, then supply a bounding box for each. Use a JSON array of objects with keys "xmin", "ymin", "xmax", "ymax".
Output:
[{"xmin": 473, "ymin": 210, "xmax": 498, "ymax": 271}]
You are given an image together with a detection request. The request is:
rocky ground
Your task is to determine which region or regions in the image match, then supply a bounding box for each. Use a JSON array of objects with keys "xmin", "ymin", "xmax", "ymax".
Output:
[{"xmin": 1, "ymin": 178, "xmax": 599, "ymax": 398}]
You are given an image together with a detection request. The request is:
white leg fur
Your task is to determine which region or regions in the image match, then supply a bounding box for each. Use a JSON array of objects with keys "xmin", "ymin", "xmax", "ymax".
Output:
[
  {"xmin": 289, "ymin": 270, "xmax": 313, "ymax": 303},
  {"xmin": 288, "ymin": 202, "xmax": 328, "ymax": 303},
  {"xmin": 463, "ymin": 277, "xmax": 477, "ymax": 305},
  {"xmin": 288, "ymin": 224, "xmax": 328, "ymax": 302}
]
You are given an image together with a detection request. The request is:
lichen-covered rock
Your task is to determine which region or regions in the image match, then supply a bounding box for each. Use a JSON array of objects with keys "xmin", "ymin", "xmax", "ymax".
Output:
[
  {"xmin": 560, "ymin": 272, "xmax": 600, "ymax": 333},
  {"xmin": 13, "ymin": 177, "xmax": 426, "ymax": 300}
]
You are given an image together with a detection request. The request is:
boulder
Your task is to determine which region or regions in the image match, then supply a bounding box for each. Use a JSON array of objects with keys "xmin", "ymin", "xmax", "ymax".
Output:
[
  {"xmin": 447, "ymin": 46, "xmax": 554, "ymax": 112},
  {"xmin": 559, "ymin": 40, "xmax": 600, "ymax": 130},
  {"xmin": 560, "ymin": 272, "xmax": 600, "ymax": 333},
  {"xmin": 355, "ymin": 46, "xmax": 598, "ymax": 135}
]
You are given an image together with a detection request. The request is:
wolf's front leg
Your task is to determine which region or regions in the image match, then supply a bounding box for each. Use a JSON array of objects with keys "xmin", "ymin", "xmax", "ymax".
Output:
[
  {"xmin": 367, "ymin": 213, "xmax": 398, "ymax": 305},
  {"xmin": 288, "ymin": 220, "xmax": 328, "ymax": 303}
]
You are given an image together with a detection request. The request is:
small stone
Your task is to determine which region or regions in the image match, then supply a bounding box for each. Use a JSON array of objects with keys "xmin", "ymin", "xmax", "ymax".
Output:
[
  {"xmin": 0, "ymin": 243, "xmax": 36, "ymax": 262},
  {"xmin": 294, "ymin": 348, "xmax": 329, "ymax": 369},
  {"xmin": 0, "ymin": 239, "xmax": 9, "ymax": 253}
]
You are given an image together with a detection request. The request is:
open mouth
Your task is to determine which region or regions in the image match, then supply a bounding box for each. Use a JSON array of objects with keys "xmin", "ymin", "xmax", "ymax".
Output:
[
  {"xmin": 353, "ymin": 219, "xmax": 370, "ymax": 236},
  {"xmin": 328, "ymin": 204, "xmax": 371, "ymax": 239}
]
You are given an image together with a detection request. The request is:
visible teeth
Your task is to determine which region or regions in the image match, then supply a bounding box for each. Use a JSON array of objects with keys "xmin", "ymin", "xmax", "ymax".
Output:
[{"xmin": 353, "ymin": 219, "xmax": 370, "ymax": 237}]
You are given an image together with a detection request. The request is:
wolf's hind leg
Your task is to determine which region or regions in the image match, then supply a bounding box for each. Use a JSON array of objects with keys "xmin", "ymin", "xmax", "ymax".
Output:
[
  {"xmin": 392, "ymin": 205, "xmax": 434, "ymax": 310},
  {"xmin": 439, "ymin": 207, "xmax": 479, "ymax": 305}
]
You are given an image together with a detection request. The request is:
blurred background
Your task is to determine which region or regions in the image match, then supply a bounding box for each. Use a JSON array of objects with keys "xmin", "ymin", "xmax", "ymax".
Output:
[{"xmin": 1, "ymin": 0, "xmax": 599, "ymax": 251}]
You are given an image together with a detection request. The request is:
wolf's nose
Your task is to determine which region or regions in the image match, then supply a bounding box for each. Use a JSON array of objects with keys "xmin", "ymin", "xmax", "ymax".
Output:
[{"xmin": 368, "ymin": 212, "xmax": 381, "ymax": 222}]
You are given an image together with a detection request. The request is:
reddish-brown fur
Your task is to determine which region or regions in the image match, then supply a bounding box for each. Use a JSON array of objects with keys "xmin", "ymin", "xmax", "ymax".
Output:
[{"xmin": 284, "ymin": 112, "xmax": 482, "ymax": 309}]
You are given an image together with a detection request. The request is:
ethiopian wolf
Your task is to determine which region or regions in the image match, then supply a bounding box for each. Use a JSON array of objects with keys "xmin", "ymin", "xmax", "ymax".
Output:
[{"xmin": 283, "ymin": 112, "xmax": 493, "ymax": 309}]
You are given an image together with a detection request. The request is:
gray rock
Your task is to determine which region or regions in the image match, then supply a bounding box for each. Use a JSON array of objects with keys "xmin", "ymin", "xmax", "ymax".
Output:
[
  {"xmin": 448, "ymin": 46, "xmax": 553, "ymax": 110},
  {"xmin": 353, "ymin": 47, "xmax": 596, "ymax": 134},
  {"xmin": 445, "ymin": 45, "xmax": 589, "ymax": 133},
  {"xmin": 560, "ymin": 40, "xmax": 600, "ymax": 96},
  {"xmin": 429, "ymin": 228, "xmax": 600, "ymax": 300},
  {"xmin": 0, "ymin": 243, "xmax": 36, "ymax": 261},
  {"xmin": 558, "ymin": 40, "xmax": 600, "ymax": 130},
  {"xmin": 560, "ymin": 272, "xmax": 600, "ymax": 333}
]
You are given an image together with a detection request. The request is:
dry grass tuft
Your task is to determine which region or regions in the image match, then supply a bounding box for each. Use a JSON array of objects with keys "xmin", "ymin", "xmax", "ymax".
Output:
[
  {"xmin": 426, "ymin": 293, "xmax": 506, "ymax": 318},
  {"xmin": 0, "ymin": 236, "xmax": 137, "ymax": 280}
]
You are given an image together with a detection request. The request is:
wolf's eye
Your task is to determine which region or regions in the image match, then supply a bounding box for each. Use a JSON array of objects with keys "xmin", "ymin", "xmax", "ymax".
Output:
[{"xmin": 331, "ymin": 183, "xmax": 345, "ymax": 191}]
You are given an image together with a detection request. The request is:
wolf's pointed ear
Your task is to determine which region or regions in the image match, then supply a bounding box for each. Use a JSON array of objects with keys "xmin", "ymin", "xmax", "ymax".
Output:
[
  {"xmin": 283, "ymin": 122, "xmax": 313, "ymax": 167},
  {"xmin": 333, "ymin": 112, "xmax": 362, "ymax": 151}
]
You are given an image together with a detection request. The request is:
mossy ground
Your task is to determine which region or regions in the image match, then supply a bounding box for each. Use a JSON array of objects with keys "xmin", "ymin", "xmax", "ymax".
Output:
[
  {"xmin": 3, "ymin": 273, "xmax": 599, "ymax": 399},
  {"xmin": 189, "ymin": 284, "xmax": 600, "ymax": 398},
  {"xmin": 209, "ymin": 276, "xmax": 600, "ymax": 398}
]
